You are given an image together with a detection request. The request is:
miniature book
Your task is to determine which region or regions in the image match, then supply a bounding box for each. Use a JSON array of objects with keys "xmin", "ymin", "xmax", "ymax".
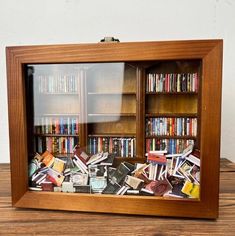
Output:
[
  {"xmin": 52, "ymin": 158, "xmax": 66, "ymax": 173},
  {"xmin": 144, "ymin": 179, "xmax": 172, "ymax": 196},
  {"xmin": 109, "ymin": 162, "xmax": 131, "ymax": 184},
  {"xmin": 41, "ymin": 151, "xmax": 55, "ymax": 167}
]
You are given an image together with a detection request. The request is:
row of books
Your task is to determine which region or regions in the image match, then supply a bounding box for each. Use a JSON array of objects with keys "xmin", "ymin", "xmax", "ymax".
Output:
[
  {"xmin": 36, "ymin": 137, "xmax": 79, "ymax": 154},
  {"xmin": 146, "ymin": 117, "xmax": 197, "ymax": 137},
  {"xmin": 146, "ymin": 138, "xmax": 194, "ymax": 154},
  {"xmin": 88, "ymin": 137, "xmax": 136, "ymax": 158},
  {"xmin": 146, "ymin": 73, "xmax": 198, "ymax": 93},
  {"xmin": 34, "ymin": 116, "xmax": 79, "ymax": 135},
  {"xmin": 37, "ymin": 74, "xmax": 79, "ymax": 93}
]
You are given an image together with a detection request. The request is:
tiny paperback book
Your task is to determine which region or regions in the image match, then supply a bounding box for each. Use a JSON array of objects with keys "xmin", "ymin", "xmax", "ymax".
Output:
[
  {"xmin": 52, "ymin": 158, "xmax": 66, "ymax": 173},
  {"xmin": 144, "ymin": 179, "xmax": 172, "ymax": 196},
  {"xmin": 41, "ymin": 150, "xmax": 55, "ymax": 167},
  {"xmin": 47, "ymin": 168, "xmax": 65, "ymax": 187}
]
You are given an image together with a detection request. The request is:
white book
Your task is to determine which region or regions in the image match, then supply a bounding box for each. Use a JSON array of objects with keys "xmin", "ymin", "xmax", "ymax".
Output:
[
  {"xmin": 152, "ymin": 138, "xmax": 155, "ymax": 150},
  {"xmin": 118, "ymin": 186, "xmax": 130, "ymax": 195},
  {"xmin": 165, "ymin": 153, "xmax": 182, "ymax": 158},
  {"xmin": 74, "ymin": 154, "xmax": 88, "ymax": 171},
  {"xmin": 141, "ymin": 188, "xmax": 154, "ymax": 195},
  {"xmin": 181, "ymin": 149, "xmax": 193, "ymax": 159},
  {"xmin": 153, "ymin": 164, "xmax": 158, "ymax": 181},
  {"xmin": 148, "ymin": 164, "xmax": 153, "ymax": 180},
  {"xmin": 165, "ymin": 165, "xmax": 167, "ymax": 178},
  {"xmin": 158, "ymin": 165, "xmax": 164, "ymax": 180},
  {"xmin": 186, "ymin": 154, "xmax": 200, "ymax": 167},
  {"xmin": 120, "ymin": 186, "xmax": 127, "ymax": 195},
  {"xmin": 145, "ymin": 150, "xmax": 167, "ymax": 157},
  {"xmin": 90, "ymin": 152, "xmax": 108, "ymax": 165},
  {"xmin": 131, "ymin": 138, "xmax": 134, "ymax": 158},
  {"xmin": 116, "ymin": 186, "xmax": 126, "ymax": 195},
  {"xmin": 150, "ymin": 164, "xmax": 155, "ymax": 180},
  {"xmin": 121, "ymin": 139, "xmax": 124, "ymax": 157},
  {"xmin": 29, "ymin": 187, "xmax": 42, "ymax": 191},
  {"xmin": 149, "ymin": 150, "xmax": 167, "ymax": 154},
  {"xmin": 86, "ymin": 152, "xmax": 103, "ymax": 165},
  {"xmin": 36, "ymin": 174, "xmax": 47, "ymax": 185},
  {"xmin": 73, "ymin": 159, "xmax": 86, "ymax": 174}
]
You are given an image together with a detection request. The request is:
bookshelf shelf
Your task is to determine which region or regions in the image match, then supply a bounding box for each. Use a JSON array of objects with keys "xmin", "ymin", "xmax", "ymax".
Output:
[
  {"xmin": 37, "ymin": 113, "xmax": 80, "ymax": 117},
  {"xmin": 146, "ymin": 92, "xmax": 198, "ymax": 95},
  {"xmin": 88, "ymin": 92, "xmax": 136, "ymax": 95},
  {"xmin": 39, "ymin": 92, "xmax": 79, "ymax": 95},
  {"xmin": 88, "ymin": 133, "xmax": 135, "ymax": 138},
  {"xmin": 145, "ymin": 113, "xmax": 198, "ymax": 118},
  {"xmin": 87, "ymin": 113, "xmax": 136, "ymax": 117},
  {"xmin": 34, "ymin": 134, "xmax": 79, "ymax": 137},
  {"xmin": 145, "ymin": 135, "xmax": 197, "ymax": 139},
  {"xmin": 7, "ymin": 39, "xmax": 222, "ymax": 218}
]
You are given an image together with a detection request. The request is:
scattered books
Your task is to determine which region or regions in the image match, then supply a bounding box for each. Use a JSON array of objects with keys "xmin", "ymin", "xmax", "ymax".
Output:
[{"xmin": 28, "ymin": 145, "xmax": 200, "ymax": 199}]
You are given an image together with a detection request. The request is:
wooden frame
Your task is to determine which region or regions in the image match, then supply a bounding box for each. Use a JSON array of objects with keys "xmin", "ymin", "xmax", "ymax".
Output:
[{"xmin": 6, "ymin": 40, "xmax": 223, "ymax": 218}]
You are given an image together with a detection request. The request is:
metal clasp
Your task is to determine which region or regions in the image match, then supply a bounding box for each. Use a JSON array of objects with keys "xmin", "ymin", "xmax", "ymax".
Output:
[{"xmin": 100, "ymin": 37, "xmax": 120, "ymax": 43}]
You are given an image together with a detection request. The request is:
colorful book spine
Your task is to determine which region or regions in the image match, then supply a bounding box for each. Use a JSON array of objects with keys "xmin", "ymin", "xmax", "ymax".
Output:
[
  {"xmin": 36, "ymin": 137, "xmax": 79, "ymax": 154},
  {"xmin": 88, "ymin": 137, "xmax": 136, "ymax": 158},
  {"xmin": 35, "ymin": 116, "xmax": 79, "ymax": 135},
  {"xmin": 146, "ymin": 73, "xmax": 198, "ymax": 93},
  {"xmin": 146, "ymin": 117, "xmax": 197, "ymax": 137},
  {"xmin": 146, "ymin": 138, "xmax": 194, "ymax": 154}
]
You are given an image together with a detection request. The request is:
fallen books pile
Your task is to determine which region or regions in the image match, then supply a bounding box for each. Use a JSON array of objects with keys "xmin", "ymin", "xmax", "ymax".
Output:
[{"xmin": 28, "ymin": 144, "xmax": 200, "ymax": 198}]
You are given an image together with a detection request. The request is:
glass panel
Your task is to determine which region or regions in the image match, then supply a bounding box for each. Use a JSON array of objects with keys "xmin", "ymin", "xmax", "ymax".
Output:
[
  {"xmin": 25, "ymin": 60, "xmax": 200, "ymax": 200},
  {"xmin": 86, "ymin": 63, "xmax": 136, "ymax": 157},
  {"xmin": 25, "ymin": 64, "xmax": 80, "ymax": 157}
]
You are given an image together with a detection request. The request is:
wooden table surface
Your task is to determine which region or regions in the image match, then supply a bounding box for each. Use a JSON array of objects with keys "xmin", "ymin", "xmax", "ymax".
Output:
[{"xmin": 0, "ymin": 159, "xmax": 235, "ymax": 236}]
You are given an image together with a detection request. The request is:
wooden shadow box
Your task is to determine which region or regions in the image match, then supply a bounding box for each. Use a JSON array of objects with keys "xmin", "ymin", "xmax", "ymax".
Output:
[{"xmin": 6, "ymin": 39, "xmax": 222, "ymax": 218}]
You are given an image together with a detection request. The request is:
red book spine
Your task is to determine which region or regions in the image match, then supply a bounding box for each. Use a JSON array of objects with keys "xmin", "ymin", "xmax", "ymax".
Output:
[
  {"xmin": 146, "ymin": 139, "xmax": 150, "ymax": 153},
  {"xmin": 55, "ymin": 118, "xmax": 60, "ymax": 134},
  {"xmin": 147, "ymin": 154, "xmax": 166, "ymax": 165}
]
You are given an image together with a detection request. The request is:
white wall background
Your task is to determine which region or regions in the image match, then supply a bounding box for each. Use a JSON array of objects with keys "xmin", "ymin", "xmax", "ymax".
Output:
[{"xmin": 0, "ymin": 0, "xmax": 234, "ymax": 163}]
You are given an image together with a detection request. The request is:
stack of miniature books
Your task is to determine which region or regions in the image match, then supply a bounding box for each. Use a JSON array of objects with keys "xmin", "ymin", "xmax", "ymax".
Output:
[{"xmin": 28, "ymin": 145, "xmax": 200, "ymax": 198}]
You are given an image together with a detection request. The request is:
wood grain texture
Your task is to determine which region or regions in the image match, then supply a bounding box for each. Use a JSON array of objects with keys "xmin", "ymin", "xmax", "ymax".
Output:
[
  {"xmin": 6, "ymin": 40, "xmax": 221, "ymax": 63},
  {"xmin": 200, "ymin": 41, "xmax": 223, "ymax": 217},
  {"xmin": 6, "ymin": 39, "xmax": 223, "ymax": 218},
  {"xmin": 0, "ymin": 159, "xmax": 234, "ymax": 235}
]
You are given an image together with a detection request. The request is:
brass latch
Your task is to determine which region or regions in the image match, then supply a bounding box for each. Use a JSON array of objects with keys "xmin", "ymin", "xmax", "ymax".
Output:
[{"xmin": 100, "ymin": 37, "xmax": 120, "ymax": 43}]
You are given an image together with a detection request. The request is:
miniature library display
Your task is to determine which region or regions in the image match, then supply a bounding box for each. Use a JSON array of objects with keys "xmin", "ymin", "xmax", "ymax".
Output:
[{"xmin": 7, "ymin": 40, "xmax": 222, "ymax": 218}]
